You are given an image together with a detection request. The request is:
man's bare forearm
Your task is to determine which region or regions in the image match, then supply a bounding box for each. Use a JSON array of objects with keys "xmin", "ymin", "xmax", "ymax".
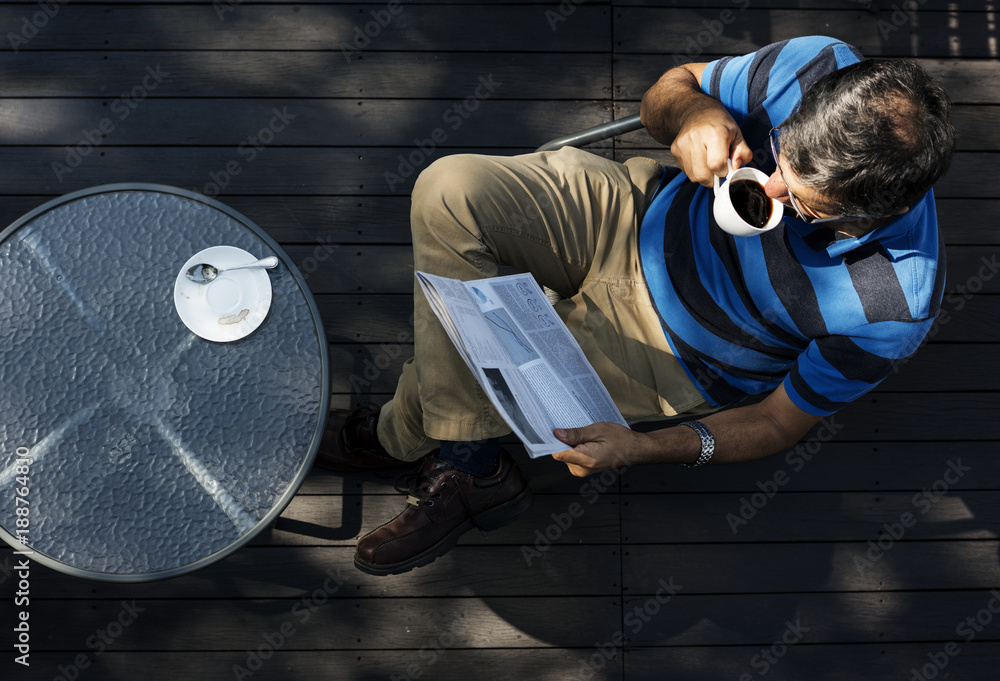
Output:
[
  {"xmin": 640, "ymin": 400, "xmax": 821, "ymax": 467},
  {"xmin": 639, "ymin": 63, "xmax": 753, "ymax": 183},
  {"xmin": 552, "ymin": 386, "xmax": 823, "ymax": 476},
  {"xmin": 640, "ymin": 64, "xmax": 716, "ymax": 146}
]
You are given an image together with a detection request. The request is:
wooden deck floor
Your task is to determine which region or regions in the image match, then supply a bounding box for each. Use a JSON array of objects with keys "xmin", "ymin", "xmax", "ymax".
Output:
[{"xmin": 1, "ymin": 1, "xmax": 999, "ymax": 679}]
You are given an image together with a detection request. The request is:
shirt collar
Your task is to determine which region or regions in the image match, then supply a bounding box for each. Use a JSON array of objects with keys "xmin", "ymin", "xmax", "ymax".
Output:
[{"xmin": 788, "ymin": 197, "xmax": 927, "ymax": 259}]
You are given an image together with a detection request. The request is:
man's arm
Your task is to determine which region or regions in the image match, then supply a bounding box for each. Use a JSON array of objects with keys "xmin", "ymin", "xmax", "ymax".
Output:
[
  {"xmin": 551, "ymin": 383, "xmax": 823, "ymax": 476},
  {"xmin": 640, "ymin": 62, "xmax": 754, "ymax": 185}
]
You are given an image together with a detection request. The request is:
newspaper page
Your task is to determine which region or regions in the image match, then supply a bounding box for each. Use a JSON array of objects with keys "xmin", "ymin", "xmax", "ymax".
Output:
[{"xmin": 416, "ymin": 271, "xmax": 628, "ymax": 458}]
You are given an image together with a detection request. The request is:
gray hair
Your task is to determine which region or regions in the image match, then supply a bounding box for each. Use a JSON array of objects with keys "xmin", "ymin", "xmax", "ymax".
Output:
[{"xmin": 780, "ymin": 58, "xmax": 955, "ymax": 218}]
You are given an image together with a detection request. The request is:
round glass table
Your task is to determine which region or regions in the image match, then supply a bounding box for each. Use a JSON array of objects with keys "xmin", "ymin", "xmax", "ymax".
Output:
[{"xmin": 0, "ymin": 184, "xmax": 329, "ymax": 581}]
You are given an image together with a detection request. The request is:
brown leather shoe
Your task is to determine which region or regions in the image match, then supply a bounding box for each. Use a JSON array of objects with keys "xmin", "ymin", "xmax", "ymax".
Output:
[
  {"xmin": 314, "ymin": 404, "xmax": 408, "ymax": 471},
  {"xmin": 354, "ymin": 450, "xmax": 533, "ymax": 575}
]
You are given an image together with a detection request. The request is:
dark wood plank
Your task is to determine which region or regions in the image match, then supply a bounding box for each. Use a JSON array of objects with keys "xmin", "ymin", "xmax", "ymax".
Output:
[
  {"xmin": 944, "ymin": 247, "xmax": 1000, "ymax": 292},
  {"xmin": 0, "ymin": 5, "xmax": 611, "ymax": 51},
  {"xmin": 291, "ymin": 436, "xmax": 994, "ymax": 497},
  {"xmin": 621, "ymin": 490, "xmax": 998, "ymax": 543},
  {"xmin": 624, "ymin": 591, "xmax": 1000, "ymax": 645},
  {"xmin": 327, "ymin": 342, "xmax": 414, "ymax": 393},
  {"xmin": 1, "ymin": 650, "xmax": 623, "ymax": 681},
  {"xmin": 621, "ymin": 441, "xmax": 1000, "ymax": 494},
  {"xmin": 614, "ymin": 7, "xmax": 1000, "ymax": 58},
  {"xmin": 618, "ymin": 0, "xmax": 985, "ymax": 7},
  {"xmin": 615, "ymin": 54, "xmax": 1000, "ymax": 104},
  {"xmin": 0, "ymin": 51, "xmax": 611, "ymax": 98},
  {"xmin": 290, "ymin": 244, "xmax": 413, "ymax": 294},
  {"xmin": 2, "ymin": 147, "xmax": 647, "ymax": 197},
  {"xmin": 10, "ymin": 0, "xmax": 977, "ymax": 6},
  {"xmin": 935, "ymin": 199, "xmax": 1000, "ymax": 245},
  {"xmin": 20, "ymin": 0, "xmax": 604, "ymax": 3},
  {"xmin": 832, "ymin": 392, "xmax": 1000, "ymax": 441},
  {"xmin": 0, "ymin": 98, "xmax": 611, "ymax": 148},
  {"xmin": 0, "ymin": 544, "xmax": 620, "ymax": 598},
  {"xmin": 317, "ymin": 294, "xmax": 414, "ymax": 343},
  {"xmin": 221, "ymin": 196, "xmax": 413, "ymax": 244},
  {"xmin": 291, "ymin": 440, "xmax": 997, "ymax": 496},
  {"xmin": 932, "ymin": 294, "xmax": 1000, "ymax": 341},
  {"xmin": 25, "ymin": 597, "xmax": 624, "ymax": 650},
  {"xmin": 623, "ymin": 542, "xmax": 1000, "ymax": 593},
  {"xmin": 0, "ymin": 148, "xmax": 515, "ymax": 197},
  {"xmin": 878, "ymin": 344, "xmax": 1000, "ymax": 391},
  {"xmin": 626, "ymin": 643, "xmax": 1000, "ymax": 681},
  {"xmin": 936, "ymin": 103, "xmax": 996, "ymax": 151},
  {"xmin": 253, "ymin": 492, "xmax": 622, "ymax": 546}
]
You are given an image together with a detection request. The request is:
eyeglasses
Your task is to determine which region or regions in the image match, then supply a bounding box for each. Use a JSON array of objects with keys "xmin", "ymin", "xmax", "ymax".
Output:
[{"xmin": 768, "ymin": 126, "xmax": 861, "ymax": 225}]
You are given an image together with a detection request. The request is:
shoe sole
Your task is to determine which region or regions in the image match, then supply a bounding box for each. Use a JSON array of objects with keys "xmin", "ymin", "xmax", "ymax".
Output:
[{"xmin": 353, "ymin": 486, "xmax": 535, "ymax": 576}]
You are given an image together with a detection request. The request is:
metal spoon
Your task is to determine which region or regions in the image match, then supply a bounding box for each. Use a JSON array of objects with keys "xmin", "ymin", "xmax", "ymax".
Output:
[{"xmin": 185, "ymin": 256, "xmax": 279, "ymax": 284}]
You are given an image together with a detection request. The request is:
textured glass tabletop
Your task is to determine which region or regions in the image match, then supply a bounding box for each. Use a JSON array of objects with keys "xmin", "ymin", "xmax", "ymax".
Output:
[{"xmin": 0, "ymin": 185, "xmax": 329, "ymax": 581}]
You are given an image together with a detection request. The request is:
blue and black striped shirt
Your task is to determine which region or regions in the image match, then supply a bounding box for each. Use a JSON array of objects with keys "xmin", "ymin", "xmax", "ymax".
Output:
[{"xmin": 639, "ymin": 36, "xmax": 946, "ymax": 416}]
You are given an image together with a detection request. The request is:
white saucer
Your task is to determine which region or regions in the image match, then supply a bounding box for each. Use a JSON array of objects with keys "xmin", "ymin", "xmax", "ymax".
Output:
[{"xmin": 173, "ymin": 246, "xmax": 273, "ymax": 342}]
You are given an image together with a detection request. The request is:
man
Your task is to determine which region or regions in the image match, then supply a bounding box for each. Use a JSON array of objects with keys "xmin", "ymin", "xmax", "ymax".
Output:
[{"xmin": 319, "ymin": 36, "xmax": 955, "ymax": 576}]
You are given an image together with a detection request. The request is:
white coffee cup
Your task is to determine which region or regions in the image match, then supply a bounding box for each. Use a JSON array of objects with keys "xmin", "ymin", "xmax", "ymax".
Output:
[{"xmin": 712, "ymin": 159, "xmax": 783, "ymax": 236}]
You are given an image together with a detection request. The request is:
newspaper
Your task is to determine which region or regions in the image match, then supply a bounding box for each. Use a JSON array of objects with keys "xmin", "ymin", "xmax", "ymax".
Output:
[{"xmin": 416, "ymin": 271, "xmax": 628, "ymax": 458}]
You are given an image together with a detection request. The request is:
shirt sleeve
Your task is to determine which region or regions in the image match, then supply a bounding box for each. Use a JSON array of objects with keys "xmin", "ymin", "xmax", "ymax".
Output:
[
  {"xmin": 782, "ymin": 318, "xmax": 936, "ymax": 416},
  {"xmin": 699, "ymin": 36, "xmax": 865, "ymax": 163}
]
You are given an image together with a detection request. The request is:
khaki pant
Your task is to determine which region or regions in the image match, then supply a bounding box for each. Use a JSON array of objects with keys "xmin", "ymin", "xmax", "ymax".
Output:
[{"xmin": 377, "ymin": 147, "xmax": 711, "ymax": 461}]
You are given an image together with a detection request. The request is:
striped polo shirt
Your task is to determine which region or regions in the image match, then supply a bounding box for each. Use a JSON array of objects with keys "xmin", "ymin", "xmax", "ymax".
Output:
[{"xmin": 639, "ymin": 36, "xmax": 946, "ymax": 416}]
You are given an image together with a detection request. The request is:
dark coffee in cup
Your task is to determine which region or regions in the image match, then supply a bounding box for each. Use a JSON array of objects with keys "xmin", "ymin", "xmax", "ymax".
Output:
[{"xmin": 730, "ymin": 179, "xmax": 772, "ymax": 228}]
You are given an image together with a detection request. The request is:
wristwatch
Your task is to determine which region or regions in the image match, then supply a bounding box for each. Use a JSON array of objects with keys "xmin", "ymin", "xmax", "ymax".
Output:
[{"xmin": 679, "ymin": 420, "xmax": 715, "ymax": 468}]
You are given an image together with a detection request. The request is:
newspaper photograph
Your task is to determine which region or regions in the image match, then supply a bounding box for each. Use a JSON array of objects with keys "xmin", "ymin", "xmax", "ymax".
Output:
[{"xmin": 416, "ymin": 271, "xmax": 628, "ymax": 458}]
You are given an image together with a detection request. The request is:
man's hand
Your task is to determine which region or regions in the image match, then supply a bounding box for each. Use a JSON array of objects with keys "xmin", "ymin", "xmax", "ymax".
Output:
[
  {"xmin": 640, "ymin": 62, "xmax": 753, "ymax": 186},
  {"xmin": 670, "ymin": 105, "xmax": 754, "ymax": 186},
  {"xmin": 551, "ymin": 422, "xmax": 653, "ymax": 477},
  {"xmin": 551, "ymin": 385, "xmax": 825, "ymax": 476}
]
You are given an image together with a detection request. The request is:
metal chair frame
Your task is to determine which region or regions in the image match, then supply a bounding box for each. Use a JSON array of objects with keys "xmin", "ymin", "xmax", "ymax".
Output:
[{"xmin": 535, "ymin": 113, "xmax": 644, "ymax": 152}]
